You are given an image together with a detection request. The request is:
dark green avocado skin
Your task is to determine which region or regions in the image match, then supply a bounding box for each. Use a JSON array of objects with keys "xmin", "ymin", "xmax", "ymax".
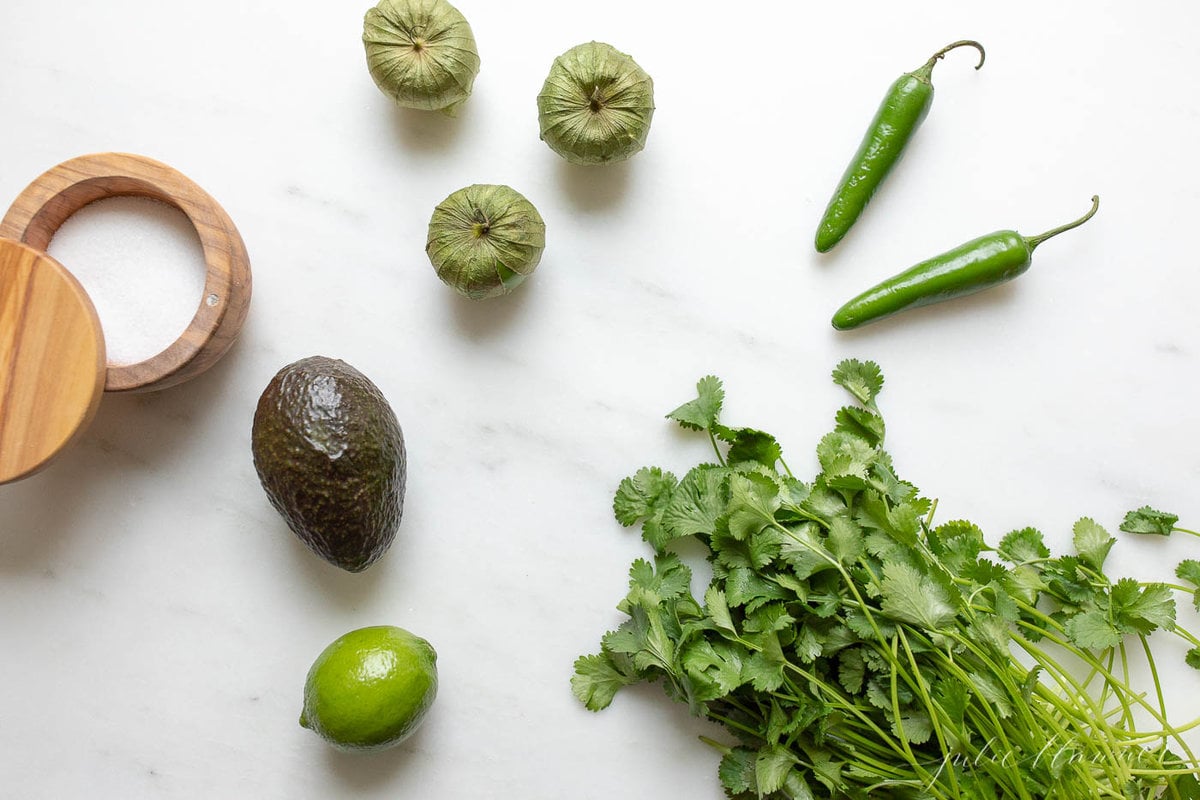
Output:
[{"xmin": 252, "ymin": 356, "xmax": 406, "ymax": 572}]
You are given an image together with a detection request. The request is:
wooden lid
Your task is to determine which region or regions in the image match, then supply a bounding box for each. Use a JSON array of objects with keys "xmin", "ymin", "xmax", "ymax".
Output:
[{"xmin": 0, "ymin": 239, "xmax": 106, "ymax": 485}]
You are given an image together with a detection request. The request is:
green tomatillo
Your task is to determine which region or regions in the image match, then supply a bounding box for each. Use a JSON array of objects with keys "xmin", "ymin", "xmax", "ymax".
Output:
[
  {"xmin": 537, "ymin": 41, "xmax": 655, "ymax": 165},
  {"xmin": 362, "ymin": 0, "xmax": 480, "ymax": 115},
  {"xmin": 425, "ymin": 184, "xmax": 547, "ymax": 300}
]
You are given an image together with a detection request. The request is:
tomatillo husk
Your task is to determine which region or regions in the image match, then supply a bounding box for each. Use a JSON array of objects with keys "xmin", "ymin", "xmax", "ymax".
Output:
[
  {"xmin": 426, "ymin": 185, "xmax": 546, "ymax": 300},
  {"xmin": 362, "ymin": 0, "xmax": 480, "ymax": 114},
  {"xmin": 537, "ymin": 41, "xmax": 655, "ymax": 165}
]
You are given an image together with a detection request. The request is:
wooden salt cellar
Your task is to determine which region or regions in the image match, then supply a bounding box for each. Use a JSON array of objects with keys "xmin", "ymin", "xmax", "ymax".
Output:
[{"xmin": 0, "ymin": 153, "xmax": 252, "ymax": 485}]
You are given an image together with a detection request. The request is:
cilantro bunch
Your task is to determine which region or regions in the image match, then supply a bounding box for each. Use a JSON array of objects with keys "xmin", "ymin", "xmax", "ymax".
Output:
[{"xmin": 573, "ymin": 361, "xmax": 1200, "ymax": 799}]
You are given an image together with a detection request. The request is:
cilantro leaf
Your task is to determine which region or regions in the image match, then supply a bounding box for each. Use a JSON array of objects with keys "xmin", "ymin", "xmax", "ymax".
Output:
[
  {"xmin": 1073, "ymin": 518, "xmax": 1115, "ymax": 572},
  {"xmin": 724, "ymin": 473, "xmax": 781, "ymax": 541},
  {"xmin": 1120, "ymin": 506, "xmax": 1179, "ymax": 537},
  {"xmin": 809, "ymin": 755, "xmax": 842, "ymax": 795},
  {"xmin": 785, "ymin": 771, "xmax": 818, "ymax": 800},
  {"xmin": 867, "ymin": 458, "xmax": 917, "ymax": 505},
  {"xmin": 718, "ymin": 747, "xmax": 756, "ymax": 795},
  {"xmin": 743, "ymin": 602, "xmax": 795, "ymax": 635},
  {"xmin": 571, "ymin": 652, "xmax": 637, "ymax": 711},
  {"xmin": 968, "ymin": 672, "xmax": 1013, "ymax": 719},
  {"xmin": 681, "ymin": 639, "xmax": 746, "ymax": 700},
  {"xmin": 792, "ymin": 624, "xmax": 824, "ymax": 663},
  {"xmin": 835, "ymin": 406, "xmax": 885, "ymax": 447},
  {"xmin": 778, "ymin": 523, "xmax": 838, "ymax": 580},
  {"xmin": 623, "ymin": 554, "xmax": 692, "ymax": 609},
  {"xmin": 867, "ymin": 677, "xmax": 910, "ymax": 710},
  {"xmin": 884, "ymin": 502, "xmax": 922, "ymax": 546},
  {"xmin": 880, "ymin": 562, "xmax": 958, "ymax": 632},
  {"xmin": 838, "ymin": 648, "xmax": 866, "ymax": 694},
  {"xmin": 856, "ymin": 492, "xmax": 920, "ymax": 549},
  {"xmin": 892, "ymin": 710, "xmax": 934, "ymax": 745},
  {"xmin": 816, "ymin": 431, "xmax": 876, "ymax": 487},
  {"xmin": 828, "ymin": 515, "xmax": 865, "ymax": 564},
  {"xmin": 710, "ymin": 524, "xmax": 782, "ymax": 572},
  {"xmin": 817, "ymin": 622, "xmax": 857, "ymax": 656},
  {"xmin": 1111, "ymin": 579, "xmax": 1176, "ymax": 635},
  {"xmin": 743, "ymin": 629, "xmax": 787, "ymax": 691},
  {"xmin": 981, "ymin": 580, "xmax": 1021, "ymax": 622},
  {"xmin": 725, "ymin": 567, "xmax": 791, "ymax": 608},
  {"xmin": 1064, "ymin": 609, "xmax": 1121, "ymax": 650},
  {"xmin": 1041, "ymin": 555, "xmax": 1098, "ymax": 606},
  {"xmin": 1187, "ymin": 648, "xmax": 1200, "ymax": 671},
  {"xmin": 1180, "ymin": 566, "xmax": 1200, "ymax": 613},
  {"xmin": 966, "ymin": 558, "xmax": 1011, "ymax": 587},
  {"xmin": 934, "ymin": 678, "xmax": 971, "ymax": 727},
  {"xmin": 755, "ymin": 744, "xmax": 797, "ymax": 795},
  {"xmin": 1020, "ymin": 666, "xmax": 1042, "ymax": 705},
  {"xmin": 928, "ymin": 521, "xmax": 986, "ymax": 573},
  {"xmin": 1177, "ymin": 560, "xmax": 1200, "ymax": 588},
  {"xmin": 997, "ymin": 527, "xmax": 1050, "ymax": 565},
  {"xmin": 832, "ymin": 359, "xmax": 884, "ymax": 407},
  {"xmin": 1003, "ymin": 561, "xmax": 1041, "ymax": 604},
  {"xmin": 969, "ymin": 614, "xmax": 1013, "ymax": 655},
  {"xmin": 604, "ymin": 606, "xmax": 673, "ymax": 673},
  {"xmin": 667, "ymin": 375, "xmax": 724, "ymax": 432},
  {"xmin": 613, "ymin": 467, "xmax": 676, "ymax": 526},
  {"xmin": 726, "ymin": 427, "xmax": 783, "ymax": 467},
  {"xmin": 801, "ymin": 484, "xmax": 849, "ymax": 523},
  {"xmin": 612, "ymin": 467, "xmax": 678, "ymax": 551},
  {"xmin": 704, "ymin": 584, "xmax": 738, "ymax": 638},
  {"xmin": 662, "ymin": 465, "xmax": 729, "ymax": 540}
]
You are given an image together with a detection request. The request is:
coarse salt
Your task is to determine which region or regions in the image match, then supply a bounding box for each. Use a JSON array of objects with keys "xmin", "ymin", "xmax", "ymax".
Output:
[{"xmin": 46, "ymin": 196, "xmax": 207, "ymax": 366}]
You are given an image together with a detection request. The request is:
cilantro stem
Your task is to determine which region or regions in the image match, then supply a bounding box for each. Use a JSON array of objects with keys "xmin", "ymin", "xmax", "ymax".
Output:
[
  {"xmin": 1119, "ymin": 715, "xmax": 1200, "ymax": 741},
  {"xmin": 1138, "ymin": 632, "xmax": 1196, "ymax": 766},
  {"xmin": 1116, "ymin": 643, "xmax": 1135, "ymax": 731},
  {"xmin": 775, "ymin": 661, "xmax": 911, "ymax": 761},
  {"xmin": 930, "ymin": 634, "xmax": 1060, "ymax": 796},
  {"xmin": 924, "ymin": 497, "xmax": 939, "ymax": 528},
  {"xmin": 886, "ymin": 637, "xmax": 924, "ymax": 773},
  {"xmin": 1168, "ymin": 624, "xmax": 1200, "ymax": 649},
  {"xmin": 1011, "ymin": 607, "xmax": 1169, "ymax": 731},
  {"xmin": 1009, "ymin": 619, "xmax": 1195, "ymax": 783},
  {"xmin": 707, "ymin": 429, "xmax": 725, "ymax": 465},
  {"xmin": 932, "ymin": 603, "xmax": 1131, "ymax": 791},
  {"xmin": 696, "ymin": 735, "xmax": 730, "ymax": 755},
  {"xmin": 704, "ymin": 710, "xmax": 765, "ymax": 740},
  {"xmin": 1007, "ymin": 627, "xmax": 1134, "ymax": 784},
  {"xmin": 895, "ymin": 628, "xmax": 963, "ymax": 798},
  {"xmin": 778, "ymin": 456, "xmax": 794, "ymax": 478}
]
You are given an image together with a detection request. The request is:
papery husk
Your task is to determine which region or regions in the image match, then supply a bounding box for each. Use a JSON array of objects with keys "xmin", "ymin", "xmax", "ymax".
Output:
[
  {"xmin": 537, "ymin": 41, "xmax": 655, "ymax": 165},
  {"xmin": 363, "ymin": 0, "xmax": 480, "ymax": 114},
  {"xmin": 425, "ymin": 185, "xmax": 546, "ymax": 300}
]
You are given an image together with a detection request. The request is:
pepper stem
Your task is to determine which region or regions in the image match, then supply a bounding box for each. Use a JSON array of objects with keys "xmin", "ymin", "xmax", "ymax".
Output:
[
  {"xmin": 921, "ymin": 40, "xmax": 986, "ymax": 73},
  {"xmin": 1026, "ymin": 195, "xmax": 1100, "ymax": 251}
]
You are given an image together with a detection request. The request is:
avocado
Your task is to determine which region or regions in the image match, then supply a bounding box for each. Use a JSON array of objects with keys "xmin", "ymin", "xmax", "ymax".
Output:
[{"xmin": 251, "ymin": 356, "xmax": 406, "ymax": 572}]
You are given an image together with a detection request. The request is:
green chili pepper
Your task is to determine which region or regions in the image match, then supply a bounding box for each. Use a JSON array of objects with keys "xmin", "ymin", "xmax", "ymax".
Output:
[
  {"xmin": 815, "ymin": 40, "xmax": 985, "ymax": 254},
  {"xmin": 831, "ymin": 196, "xmax": 1100, "ymax": 330}
]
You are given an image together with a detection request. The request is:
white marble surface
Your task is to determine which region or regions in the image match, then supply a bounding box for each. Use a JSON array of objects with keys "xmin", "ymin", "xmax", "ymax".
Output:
[{"xmin": 2, "ymin": 1, "xmax": 1200, "ymax": 797}]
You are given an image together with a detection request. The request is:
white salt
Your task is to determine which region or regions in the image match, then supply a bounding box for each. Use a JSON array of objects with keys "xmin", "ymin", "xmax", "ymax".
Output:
[{"xmin": 47, "ymin": 196, "xmax": 207, "ymax": 366}]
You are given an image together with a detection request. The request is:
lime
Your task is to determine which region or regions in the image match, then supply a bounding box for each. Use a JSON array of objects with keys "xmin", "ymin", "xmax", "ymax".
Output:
[{"xmin": 299, "ymin": 625, "xmax": 438, "ymax": 753}]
